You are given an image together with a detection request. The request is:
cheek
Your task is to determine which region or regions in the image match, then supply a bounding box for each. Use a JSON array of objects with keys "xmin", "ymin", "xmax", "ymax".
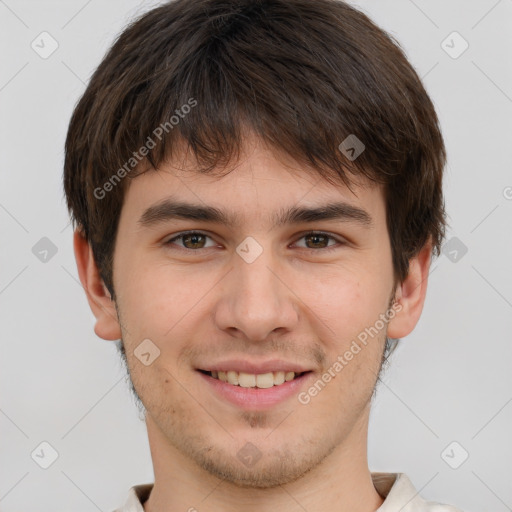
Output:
[
  {"xmin": 117, "ymin": 261, "xmax": 208, "ymax": 336},
  {"xmin": 304, "ymin": 265, "xmax": 387, "ymax": 343}
]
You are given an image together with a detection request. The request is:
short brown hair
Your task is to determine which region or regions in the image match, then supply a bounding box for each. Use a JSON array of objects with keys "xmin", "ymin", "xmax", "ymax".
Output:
[{"xmin": 64, "ymin": 0, "xmax": 446, "ymax": 299}]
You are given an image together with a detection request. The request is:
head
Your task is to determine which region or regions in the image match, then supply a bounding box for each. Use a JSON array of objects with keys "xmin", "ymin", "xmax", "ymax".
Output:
[{"xmin": 65, "ymin": 0, "xmax": 446, "ymax": 488}]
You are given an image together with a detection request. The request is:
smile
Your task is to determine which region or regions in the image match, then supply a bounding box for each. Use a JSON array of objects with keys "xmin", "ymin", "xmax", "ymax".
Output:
[
  {"xmin": 197, "ymin": 368, "xmax": 313, "ymax": 410},
  {"xmin": 201, "ymin": 370, "xmax": 306, "ymax": 388}
]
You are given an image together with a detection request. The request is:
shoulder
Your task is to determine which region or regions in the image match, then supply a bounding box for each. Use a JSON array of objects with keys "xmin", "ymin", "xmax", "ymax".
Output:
[
  {"xmin": 372, "ymin": 472, "xmax": 465, "ymax": 512},
  {"xmin": 112, "ymin": 483, "xmax": 153, "ymax": 512},
  {"xmin": 422, "ymin": 504, "xmax": 465, "ymax": 512}
]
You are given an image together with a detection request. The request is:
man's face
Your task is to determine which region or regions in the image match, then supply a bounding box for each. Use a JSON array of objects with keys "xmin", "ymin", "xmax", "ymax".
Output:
[{"xmin": 111, "ymin": 137, "xmax": 396, "ymax": 487}]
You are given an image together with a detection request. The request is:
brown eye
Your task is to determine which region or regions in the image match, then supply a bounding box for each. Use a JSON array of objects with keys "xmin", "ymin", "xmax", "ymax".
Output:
[
  {"xmin": 295, "ymin": 232, "xmax": 341, "ymax": 251},
  {"xmin": 165, "ymin": 231, "xmax": 215, "ymax": 251},
  {"xmin": 181, "ymin": 233, "xmax": 206, "ymax": 249},
  {"xmin": 304, "ymin": 233, "xmax": 330, "ymax": 249}
]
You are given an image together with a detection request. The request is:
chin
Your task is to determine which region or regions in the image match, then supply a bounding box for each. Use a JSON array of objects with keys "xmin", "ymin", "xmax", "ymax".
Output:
[{"xmin": 191, "ymin": 442, "xmax": 328, "ymax": 489}]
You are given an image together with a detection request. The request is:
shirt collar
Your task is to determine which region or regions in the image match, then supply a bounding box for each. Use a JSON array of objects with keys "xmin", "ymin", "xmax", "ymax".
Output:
[
  {"xmin": 115, "ymin": 473, "xmax": 448, "ymax": 512},
  {"xmin": 372, "ymin": 472, "xmax": 429, "ymax": 511}
]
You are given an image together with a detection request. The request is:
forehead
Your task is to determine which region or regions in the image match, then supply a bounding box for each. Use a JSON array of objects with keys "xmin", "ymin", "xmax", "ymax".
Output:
[{"xmin": 122, "ymin": 137, "xmax": 385, "ymax": 229}]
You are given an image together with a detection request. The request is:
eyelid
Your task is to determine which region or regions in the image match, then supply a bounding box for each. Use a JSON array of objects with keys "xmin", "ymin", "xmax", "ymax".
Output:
[
  {"xmin": 164, "ymin": 230, "xmax": 219, "ymax": 249},
  {"xmin": 164, "ymin": 230, "xmax": 346, "ymax": 252},
  {"xmin": 293, "ymin": 230, "xmax": 345, "ymax": 251}
]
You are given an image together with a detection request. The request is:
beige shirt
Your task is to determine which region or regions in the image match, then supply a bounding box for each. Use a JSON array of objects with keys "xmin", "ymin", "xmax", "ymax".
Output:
[{"xmin": 113, "ymin": 472, "xmax": 464, "ymax": 512}]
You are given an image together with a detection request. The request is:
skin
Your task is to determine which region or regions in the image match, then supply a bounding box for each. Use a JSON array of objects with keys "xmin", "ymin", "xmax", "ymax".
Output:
[{"xmin": 75, "ymin": 134, "xmax": 432, "ymax": 512}]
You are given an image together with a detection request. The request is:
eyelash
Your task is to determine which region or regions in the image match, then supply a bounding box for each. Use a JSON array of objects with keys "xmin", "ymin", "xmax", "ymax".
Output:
[{"xmin": 164, "ymin": 230, "xmax": 344, "ymax": 253}]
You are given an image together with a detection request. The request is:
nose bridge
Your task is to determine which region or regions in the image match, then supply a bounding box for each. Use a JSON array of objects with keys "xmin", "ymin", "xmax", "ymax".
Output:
[
  {"xmin": 214, "ymin": 239, "xmax": 299, "ymax": 341},
  {"xmin": 238, "ymin": 251, "xmax": 280, "ymax": 310}
]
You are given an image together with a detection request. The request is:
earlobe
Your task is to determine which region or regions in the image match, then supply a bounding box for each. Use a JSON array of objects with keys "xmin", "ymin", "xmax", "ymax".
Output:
[
  {"xmin": 73, "ymin": 229, "xmax": 122, "ymax": 341},
  {"xmin": 387, "ymin": 241, "xmax": 433, "ymax": 339}
]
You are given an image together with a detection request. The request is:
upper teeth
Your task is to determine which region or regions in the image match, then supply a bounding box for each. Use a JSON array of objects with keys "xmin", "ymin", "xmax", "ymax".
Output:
[{"xmin": 210, "ymin": 370, "xmax": 298, "ymax": 388}]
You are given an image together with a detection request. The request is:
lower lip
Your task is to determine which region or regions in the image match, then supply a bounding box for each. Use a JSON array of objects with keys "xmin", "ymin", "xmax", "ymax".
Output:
[{"xmin": 198, "ymin": 371, "xmax": 313, "ymax": 410}]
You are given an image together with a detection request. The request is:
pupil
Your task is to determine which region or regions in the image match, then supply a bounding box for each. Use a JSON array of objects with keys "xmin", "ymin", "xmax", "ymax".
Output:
[
  {"xmin": 308, "ymin": 234, "xmax": 326, "ymax": 248},
  {"xmin": 185, "ymin": 234, "xmax": 203, "ymax": 248}
]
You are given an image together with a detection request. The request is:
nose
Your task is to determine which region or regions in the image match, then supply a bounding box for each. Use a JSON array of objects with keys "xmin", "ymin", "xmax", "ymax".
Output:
[{"xmin": 213, "ymin": 245, "xmax": 300, "ymax": 342}]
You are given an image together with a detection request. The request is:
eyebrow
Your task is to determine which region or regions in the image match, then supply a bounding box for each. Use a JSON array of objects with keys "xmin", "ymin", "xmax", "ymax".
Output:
[{"xmin": 138, "ymin": 199, "xmax": 373, "ymax": 229}]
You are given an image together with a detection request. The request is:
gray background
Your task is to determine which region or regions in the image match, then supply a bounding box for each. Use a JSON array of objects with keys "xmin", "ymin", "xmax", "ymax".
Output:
[{"xmin": 1, "ymin": 0, "xmax": 511, "ymax": 510}]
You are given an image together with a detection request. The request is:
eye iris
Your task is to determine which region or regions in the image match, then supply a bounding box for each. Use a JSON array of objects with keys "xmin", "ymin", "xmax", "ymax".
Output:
[
  {"xmin": 306, "ymin": 234, "xmax": 328, "ymax": 249},
  {"xmin": 183, "ymin": 233, "xmax": 205, "ymax": 249}
]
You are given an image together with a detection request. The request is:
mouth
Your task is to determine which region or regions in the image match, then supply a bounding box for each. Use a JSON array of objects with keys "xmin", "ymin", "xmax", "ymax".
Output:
[
  {"xmin": 196, "ymin": 361, "xmax": 315, "ymax": 409},
  {"xmin": 198, "ymin": 369, "xmax": 310, "ymax": 389}
]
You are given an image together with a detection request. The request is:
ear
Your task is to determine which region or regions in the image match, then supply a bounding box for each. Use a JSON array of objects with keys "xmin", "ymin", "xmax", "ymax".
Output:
[
  {"xmin": 73, "ymin": 229, "xmax": 122, "ymax": 341},
  {"xmin": 387, "ymin": 240, "xmax": 433, "ymax": 339}
]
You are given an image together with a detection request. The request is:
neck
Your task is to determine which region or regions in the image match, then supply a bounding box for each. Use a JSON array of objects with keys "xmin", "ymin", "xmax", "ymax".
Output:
[{"xmin": 143, "ymin": 408, "xmax": 384, "ymax": 512}]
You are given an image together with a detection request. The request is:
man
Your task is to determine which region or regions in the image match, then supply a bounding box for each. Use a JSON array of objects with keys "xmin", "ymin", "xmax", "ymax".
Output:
[{"xmin": 63, "ymin": 0, "xmax": 463, "ymax": 510}]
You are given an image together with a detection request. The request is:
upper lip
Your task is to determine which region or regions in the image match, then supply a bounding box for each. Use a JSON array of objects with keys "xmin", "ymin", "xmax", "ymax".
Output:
[{"xmin": 197, "ymin": 359, "xmax": 312, "ymax": 374}]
